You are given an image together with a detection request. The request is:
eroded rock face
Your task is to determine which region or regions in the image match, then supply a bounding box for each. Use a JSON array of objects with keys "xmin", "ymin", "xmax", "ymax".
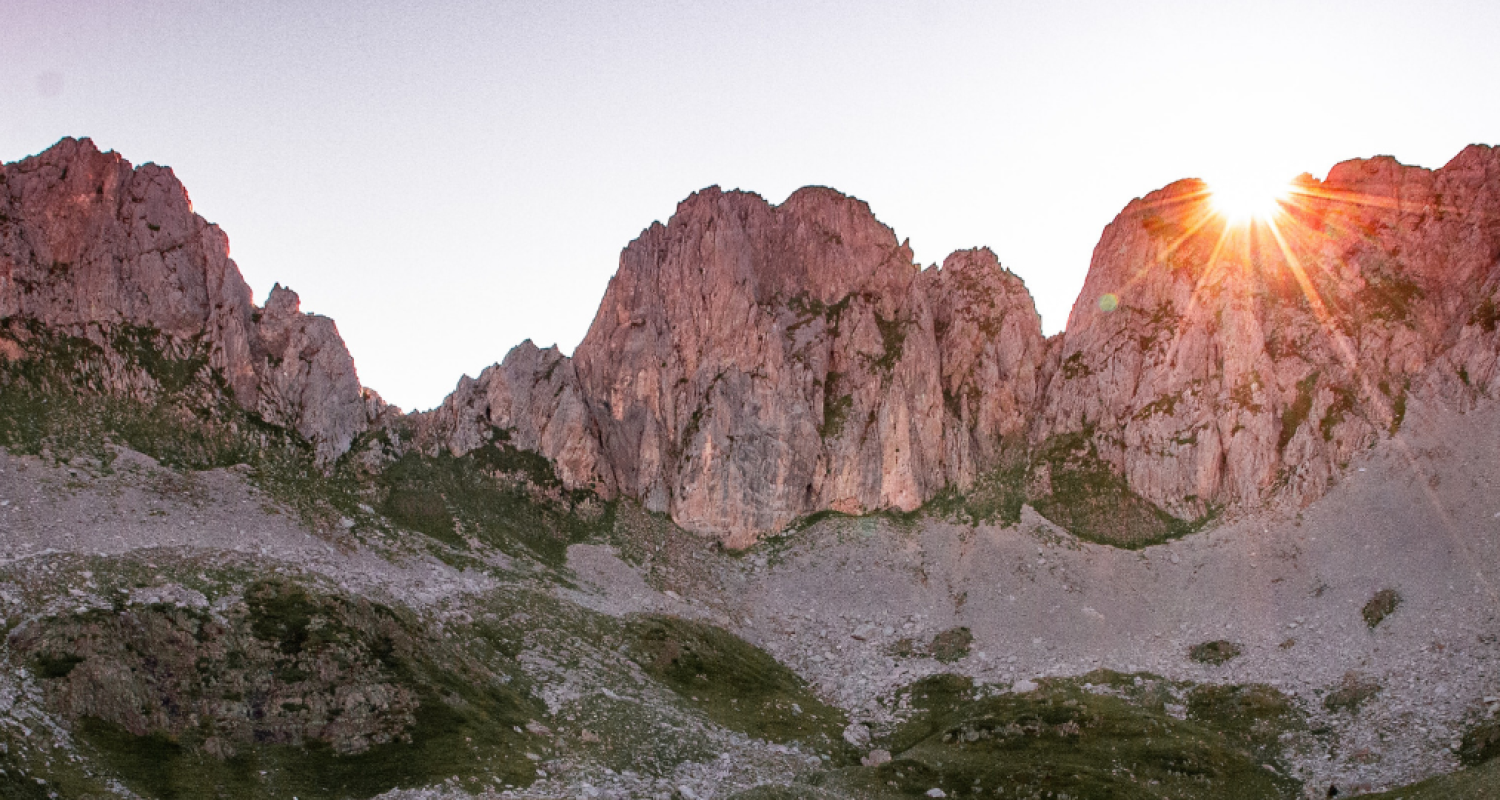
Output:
[
  {"xmin": 0, "ymin": 138, "xmax": 371, "ymax": 462},
  {"xmin": 254, "ymin": 284, "xmax": 371, "ymax": 462},
  {"xmin": 1034, "ymin": 145, "xmax": 1500, "ymax": 518},
  {"xmin": 413, "ymin": 339, "xmax": 615, "ymax": 494},
  {"xmin": 562, "ymin": 187, "xmax": 1045, "ymax": 545},
  {"xmin": 920, "ymin": 248, "xmax": 1047, "ymax": 489}
]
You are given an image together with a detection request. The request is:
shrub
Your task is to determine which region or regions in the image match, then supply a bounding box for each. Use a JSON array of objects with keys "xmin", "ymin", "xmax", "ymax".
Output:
[
  {"xmin": 928, "ymin": 627, "xmax": 974, "ymax": 663},
  {"xmin": 1460, "ymin": 719, "xmax": 1500, "ymax": 766},
  {"xmin": 1189, "ymin": 640, "xmax": 1242, "ymax": 665},
  {"xmin": 1324, "ymin": 672, "xmax": 1382, "ymax": 713},
  {"xmin": 1362, "ymin": 589, "xmax": 1402, "ymax": 629}
]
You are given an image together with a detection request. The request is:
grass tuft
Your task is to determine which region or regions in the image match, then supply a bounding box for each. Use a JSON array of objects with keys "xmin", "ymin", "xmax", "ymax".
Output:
[{"xmin": 1188, "ymin": 640, "xmax": 1242, "ymax": 666}]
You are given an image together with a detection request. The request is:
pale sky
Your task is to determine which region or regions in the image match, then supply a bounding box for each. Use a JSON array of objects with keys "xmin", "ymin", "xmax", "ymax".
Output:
[{"xmin": 6, "ymin": 0, "xmax": 1498, "ymax": 411}]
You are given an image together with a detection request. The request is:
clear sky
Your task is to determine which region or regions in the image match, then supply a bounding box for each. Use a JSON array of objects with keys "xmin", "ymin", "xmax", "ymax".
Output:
[{"xmin": 6, "ymin": 0, "xmax": 1498, "ymax": 411}]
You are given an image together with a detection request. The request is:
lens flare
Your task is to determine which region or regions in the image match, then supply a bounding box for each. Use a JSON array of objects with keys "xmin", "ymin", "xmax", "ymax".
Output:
[{"xmin": 1208, "ymin": 174, "xmax": 1293, "ymax": 223}]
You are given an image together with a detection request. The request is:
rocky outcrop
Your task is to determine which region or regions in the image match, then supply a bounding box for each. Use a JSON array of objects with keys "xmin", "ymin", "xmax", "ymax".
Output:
[
  {"xmin": 920, "ymin": 248, "xmax": 1047, "ymax": 488},
  {"xmin": 561, "ymin": 188, "xmax": 1045, "ymax": 545},
  {"xmin": 1034, "ymin": 145, "xmax": 1500, "ymax": 518},
  {"xmin": 421, "ymin": 189, "xmax": 1046, "ymax": 545},
  {"xmin": 0, "ymin": 138, "xmax": 372, "ymax": 462},
  {"xmin": 462, "ymin": 151, "xmax": 1500, "ymax": 545},
  {"xmin": 253, "ymin": 283, "xmax": 371, "ymax": 461},
  {"xmin": 413, "ymin": 339, "xmax": 615, "ymax": 493}
]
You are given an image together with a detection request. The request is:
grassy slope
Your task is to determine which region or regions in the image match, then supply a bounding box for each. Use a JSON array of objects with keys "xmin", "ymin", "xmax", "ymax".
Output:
[
  {"xmin": 806, "ymin": 671, "xmax": 1305, "ymax": 799},
  {"xmin": 1356, "ymin": 759, "xmax": 1500, "ymax": 799}
]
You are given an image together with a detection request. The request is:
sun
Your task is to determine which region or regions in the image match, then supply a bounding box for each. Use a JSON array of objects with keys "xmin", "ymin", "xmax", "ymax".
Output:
[{"xmin": 1208, "ymin": 173, "xmax": 1293, "ymax": 223}]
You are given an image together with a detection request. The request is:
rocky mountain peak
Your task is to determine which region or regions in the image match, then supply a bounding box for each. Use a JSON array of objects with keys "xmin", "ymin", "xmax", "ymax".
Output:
[
  {"xmin": 0, "ymin": 138, "xmax": 370, "ymax": 464},
  {"xmin": 559, "ymin": 186, "xmax": 1040, "ymax": 545},
  {"xmin": 1035, "ymin": 144, "xmax": 1500, "ymax": 535}
]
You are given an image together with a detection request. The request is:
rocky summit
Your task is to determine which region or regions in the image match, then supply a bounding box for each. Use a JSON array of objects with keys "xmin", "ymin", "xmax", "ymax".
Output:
[
  {"xmin": 422, "ymin": 147, "xmax": 1500, "ymax": 548},
  {"xmin": 3, "ymin": 137, "xmax": 1500, "ymax": 799}
]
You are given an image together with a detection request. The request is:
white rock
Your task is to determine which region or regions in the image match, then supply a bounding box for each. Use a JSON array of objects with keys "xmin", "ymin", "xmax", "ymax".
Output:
[{"xmin": 842, "ymin": 722, "xmax": 871, "ymax": 748}]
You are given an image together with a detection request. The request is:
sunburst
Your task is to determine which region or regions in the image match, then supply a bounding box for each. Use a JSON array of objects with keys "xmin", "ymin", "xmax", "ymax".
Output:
[{"xmin": 1207, "ymin": 173, "xmax": 1293, "ymax": 223}]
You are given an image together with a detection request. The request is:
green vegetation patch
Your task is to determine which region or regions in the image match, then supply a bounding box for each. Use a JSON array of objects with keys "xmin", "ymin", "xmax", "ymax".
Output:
[
  {"xmin": 1362, "ymin": 588, "xmax": 1402, "ymax": 629},
  {"xmin": 728, "ymin": 786, "xmax": 843, "ymax": 800},
  {"xmin": 11, "ymin": 578, "xmax": 547, "ymax": 799},
  {"xmin": 889, "ymin": 628, "xmax": 974, "ymax": 664},
  {"xmin": 1357, "ymin": 756, "xmax": 1500, "ymax": 799},
  {"xmin": 33, "ymin": 651, "xmax": 85, "ymax": 678},
  {"xmin": 1188, "ymin": 640, "xmax": 1242, "ymax": 666},
  {"xmin": 818, "ymin": 372, "xmax": 852, "ymax": 439},
  {"xmin": 822, "ymin": 671, "xmax": 1303, "ymax": 799},
  {"xmin": 1459, "ymin": 718, "xmax": 1500, "ymax": 766},
  {"xmin": 0, "ymin": 747, "xmax": 56, "ymax": 800},
  {"xmin": 921, "ymin": 452, "xmax": 1028, "ymax": 527},
  {"xmin": 1380, "ymin": 377, "xmax": 1409, "ymax": 434},
  {"xmin": 1319, "ymin": 385, "xmax": 1358, "ymax": 441},
  {"xmin": 1279, "ymin": 372, "xmax": 1319, "ymax": 453},
  {"xmin": 1030, "ymin": 430, "xmax": 1211, "ymax": 548},
  {"xmin": 1323, "ymin": 672, "xmax": 1382, "ymax": 713},
  {"xmin": 374, "ymin": 432, "xmax": 613, "ymax": 566},
  {"xmin": 872, "ymin": 313, "xmax": 908, "ymax": 372},
  {"xmin": 928, "ymin": 627, "xmax": 973, "ymax": 663},
  {"xmin": 622, "ymin": 614, "xmax": 851, "ymax": 757},
  {"xmin": 1357, "ymin": 272, "xmax": 1425, "ymax": 324},
  {"xmin": 1470, "ymin": 297, "xmax": 1499, "ymax": 333}
]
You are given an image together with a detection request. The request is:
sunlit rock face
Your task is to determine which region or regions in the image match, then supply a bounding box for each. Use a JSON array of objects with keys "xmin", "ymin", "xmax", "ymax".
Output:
[
  {"xmin": 415, "ymin": 338, "xmax": 616, "ymax": 494},
  {"xmin": 0, "ymin": 137, "xmax": 372, "ymax": 462},
  {"xmin": 920, "ymin": 247, "xmax": 1047, "ymax": 489},
  {"xmin": 568, "ymin": 187, "xmax": 1045, "ymax": 545},
  {"xmin": 1034, "ymin": 145, "xmax": 1500, "ymax": 518}
]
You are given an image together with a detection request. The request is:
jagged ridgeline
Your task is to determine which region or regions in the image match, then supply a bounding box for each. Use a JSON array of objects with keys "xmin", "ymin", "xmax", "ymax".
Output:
[
  {"xmin": 9, "ymin": 137, "xmax": 1500, "ymax": 550},
  {"xmin": 0, "ymin": 318, "xmax": 609, "ymax": 567}
]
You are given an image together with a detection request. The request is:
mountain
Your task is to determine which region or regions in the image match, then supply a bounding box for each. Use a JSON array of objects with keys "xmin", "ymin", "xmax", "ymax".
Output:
[
  {"xmin": 0, "ymin": 138, "xmax": 377, "ymax": 464},
  {"xmin": 8, "ymin": 138, "xmax": 1500, "ymax": 547},
  {"xmin": 421, "ymin": 146, "xmax": 1500, "ymax": 547},
  {"xmin": 4, "ymin": 137, "xmax": 1500, "ymax": 799},
  {"xmin": 1037, "ymin": 150, "xmax": 1500, "ymax": 523},
  {"xmin": 420, "ymin": 187, "xmax": 1046, "ymax": 546}
]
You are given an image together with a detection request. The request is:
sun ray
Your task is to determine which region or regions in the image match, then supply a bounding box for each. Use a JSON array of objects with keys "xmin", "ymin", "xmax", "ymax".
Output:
[
  {"xmin": 1094, "ymin": 187, "xmax": 1219, "ymax": 317},
  {"xmin": 1162, "ymin": 217, "xmax": 1236, "ymax": 367}
]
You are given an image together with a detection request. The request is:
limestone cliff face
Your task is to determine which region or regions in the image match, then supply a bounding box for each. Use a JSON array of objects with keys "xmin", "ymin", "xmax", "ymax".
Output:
[
  {"xmin": 920, "ymin": 248, "xmax": 1047, "ymax": 488},
  {"xmin": 253, "ymin": 284, "xmax": 371, "ymax": 462},
  {"xmin": 560, "ymin": 187, "xmax": 1044, "ymax": 545},
  {"xmin": 414, "ymin": 339, "xmax": 615, "ymax": 493},
  {"xmin": 1034, "ymin": 145, "xmax": 1500, "ymax": 517},
  {"xmin": 0, "ymin": 137, "xmax": 371, "ymax": 462}
]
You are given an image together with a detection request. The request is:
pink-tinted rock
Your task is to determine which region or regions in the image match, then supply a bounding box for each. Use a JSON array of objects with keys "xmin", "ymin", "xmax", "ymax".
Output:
[
  {"xmin": 415, "ymin": 339, "xmax": 615, "ymax": 494},
  {"xmin": 0, "ymin": 138, "xmax": 369, "ymax": 463},
  {"xmin": 1034, "ymin": 145, "xmax": 1500, "ymax": 519},
  {"xmin": 10, "ymin": 137, "xmax": 1500, "ymax": 546}
]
